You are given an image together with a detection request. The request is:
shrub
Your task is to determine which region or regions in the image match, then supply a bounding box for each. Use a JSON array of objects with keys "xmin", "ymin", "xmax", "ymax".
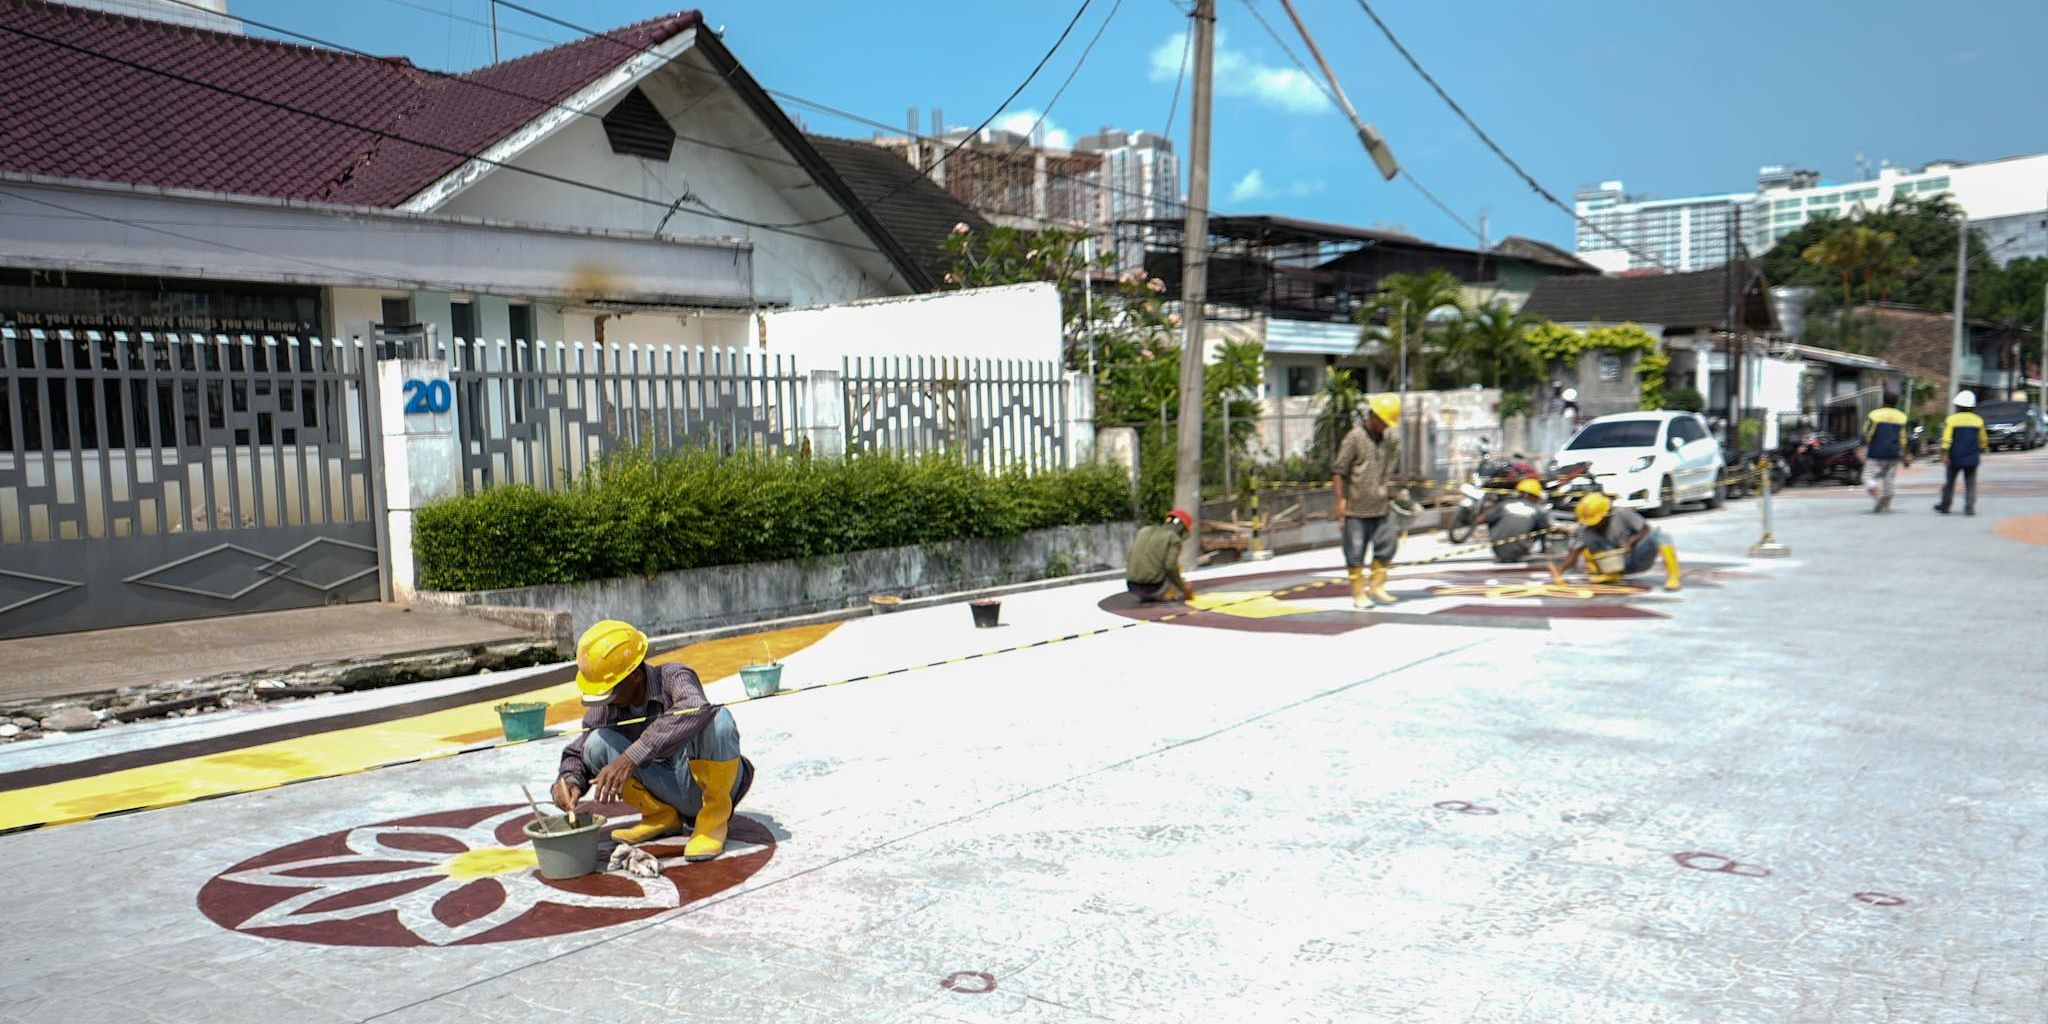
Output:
[{"xmin": 413, "ymin": 450, "xmax": 1135, "ymax": 591}]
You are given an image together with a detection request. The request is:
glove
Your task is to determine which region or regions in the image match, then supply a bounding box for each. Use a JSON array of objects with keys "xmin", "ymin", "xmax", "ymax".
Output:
[{"xmin": 607, "ymin": 843, "xmax": 662, "ymax": 878}]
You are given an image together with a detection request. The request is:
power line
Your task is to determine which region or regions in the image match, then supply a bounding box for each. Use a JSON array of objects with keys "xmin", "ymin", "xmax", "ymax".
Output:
[
  {"xmin": 1004, "ymin": 0, "xmax": 1123, "ymax": 155},
  {"xmin": 1162, "ymin": 8, "xmax": 1192, "ymax": 138},
  {"xmin": 1347, "ymin": 0, "xmax": 1673, "ymax": 271},
  {"xmin": 490, "ymin": 0, "xmax": 1098, "ymax": 230}
]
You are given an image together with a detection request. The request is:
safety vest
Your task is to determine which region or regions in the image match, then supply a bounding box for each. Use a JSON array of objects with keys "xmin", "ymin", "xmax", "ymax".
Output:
[
  {"xmin": 1943, "ymin": 411, "xmax": 1988, "ymax": 468},
  {"xmin": 1863, "ymin": 407, "xmax": 1907, "ymax": 461}
]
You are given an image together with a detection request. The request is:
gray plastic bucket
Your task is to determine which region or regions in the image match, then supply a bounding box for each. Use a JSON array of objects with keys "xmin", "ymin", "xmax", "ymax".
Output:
[{"xmin": 522, "ymin": 812, "xmax": 608, "ymax": 880}]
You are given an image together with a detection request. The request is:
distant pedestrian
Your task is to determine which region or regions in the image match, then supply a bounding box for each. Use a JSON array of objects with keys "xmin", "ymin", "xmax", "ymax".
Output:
[
  {"xmin": 1934, "ymin": 390, "xmax": 1988, "ymax": 516},
  {"xmin": 1860, "ymin": 393, "xmax": 1911, "ymax": 513},
  {"xmin": 1125, "ymin": 509, "xmax": 1195, "ymax": 602}
]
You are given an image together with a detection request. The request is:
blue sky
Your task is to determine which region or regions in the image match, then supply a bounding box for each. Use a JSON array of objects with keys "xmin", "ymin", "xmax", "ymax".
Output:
[{"xmin": 237, "ymin": 0, "xmax": 2048, "ymax": 252}]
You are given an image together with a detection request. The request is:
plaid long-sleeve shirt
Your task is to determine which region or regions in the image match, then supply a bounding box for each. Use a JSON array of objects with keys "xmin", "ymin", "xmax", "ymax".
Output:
[{"xmin": 558, "ymin": 663, "xmax": 717, "ymax": 788}]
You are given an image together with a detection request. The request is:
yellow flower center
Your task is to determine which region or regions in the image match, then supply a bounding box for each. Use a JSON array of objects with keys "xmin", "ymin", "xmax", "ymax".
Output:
[{"xmin": 440, "ymin": 846, "xmax": 539, "ymax": 880}]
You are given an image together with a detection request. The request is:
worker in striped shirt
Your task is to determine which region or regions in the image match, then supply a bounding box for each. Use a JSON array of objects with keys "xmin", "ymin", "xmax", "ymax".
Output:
[{"xmin": 551, "ymin": 620, "xmax": 755, "ymax": 862}]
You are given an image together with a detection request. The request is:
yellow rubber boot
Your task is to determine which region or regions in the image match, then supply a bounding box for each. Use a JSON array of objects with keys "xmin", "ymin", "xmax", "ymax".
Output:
[
  {"xmin": 1660, "ymin": 544, "xmax": 1682, "ymax": 591},
  {"xmin": 1368, "ymin": 562, "xmax": 1397, "ymax": 605},
  {"xmin": 1347, "ymin": 566, "xmax": 1367, "ymax": 609},
  {"xmin": 609, "ymin": 777, "xmax": 682, "ymax": 843},
  {"xmin": 683, "ymin": 758, "xmax": 740, "ymax": 862}
]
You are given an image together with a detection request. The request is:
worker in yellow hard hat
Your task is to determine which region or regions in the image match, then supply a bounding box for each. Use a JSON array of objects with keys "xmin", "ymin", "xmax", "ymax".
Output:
[
  {"xmin": 550, "ymin": 620, "xmax": 754, "ymax": 861},
  {"xmin": 1332, "ymin": 393, "xmax": 1406, "ymax": 606},
  {"xmin": 1556, "ymin": 493, "xmax": 1682, "ymax": 590}
]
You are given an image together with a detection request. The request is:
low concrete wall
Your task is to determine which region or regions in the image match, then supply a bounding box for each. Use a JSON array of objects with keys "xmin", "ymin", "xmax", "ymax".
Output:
[{"xmin": 414, "ymin": 522, "xmax": 1136, "ymax": 639}]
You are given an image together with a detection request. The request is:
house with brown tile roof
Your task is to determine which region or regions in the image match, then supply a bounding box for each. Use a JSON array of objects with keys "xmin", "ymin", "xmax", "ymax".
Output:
[{"xmin": 0, "ymin": 0, "xmax": 958, "ymax": 345}]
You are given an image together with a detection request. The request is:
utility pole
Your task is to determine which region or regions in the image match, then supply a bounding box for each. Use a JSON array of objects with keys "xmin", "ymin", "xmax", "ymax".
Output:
[
  {"xmin": 1723, "ymin": 213, "xmax": 1736, "ymax": 435},
  {"xmin": 2039, "ymin": 278, "xmax": 2046, "ymax": 428},
  {"xmin": 1170, "ymin": 0, "xmax": 1216, "ymax": 567},
  {"xmin": 1951, "ymin": 216, "xmax": 1969, "ymax": 404}
]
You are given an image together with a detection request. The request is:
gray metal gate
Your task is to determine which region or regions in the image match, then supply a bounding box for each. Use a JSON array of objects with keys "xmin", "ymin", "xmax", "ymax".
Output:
[
  {"xmin": 842, "ymin": 355, "xmax": 1069, "ymax": 470},
  {"xmin": 0, "ymin": 330, "xmax": 380, "ymax": 640}
]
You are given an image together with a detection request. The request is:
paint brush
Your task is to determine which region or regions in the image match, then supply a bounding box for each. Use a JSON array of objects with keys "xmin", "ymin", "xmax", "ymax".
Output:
[{"xmin": 521, "ymin": 784, "xmax": 559, "ymax": 834}]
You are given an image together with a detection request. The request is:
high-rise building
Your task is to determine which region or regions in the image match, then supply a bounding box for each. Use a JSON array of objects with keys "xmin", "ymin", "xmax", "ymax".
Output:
[
  {"xmin": 1572, "ymin": 182, "xmax": 1760, "ymax": 274},
  {"xmin": 1074, "ymin": 127, "xmax": 1182, "ymax": 270},
  {"xmin": 1577, "ymin": 153, "xmax": 2048, "ymax": 273}
]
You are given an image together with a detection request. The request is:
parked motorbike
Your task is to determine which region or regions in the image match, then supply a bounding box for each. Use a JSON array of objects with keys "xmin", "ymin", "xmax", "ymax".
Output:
[{"xmin": 1778, "ymin": 429, "xmax": 1862, "ymax": 486}]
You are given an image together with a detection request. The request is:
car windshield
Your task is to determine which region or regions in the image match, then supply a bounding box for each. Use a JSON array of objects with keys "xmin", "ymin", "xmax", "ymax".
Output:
[
  {"xmin": 1566, "ymin": 420, "xmax": 1662, "ymax": 449},
  {"xmin": 1977, "ymin": 401, "xmax": 2027, "ymax": 424}
]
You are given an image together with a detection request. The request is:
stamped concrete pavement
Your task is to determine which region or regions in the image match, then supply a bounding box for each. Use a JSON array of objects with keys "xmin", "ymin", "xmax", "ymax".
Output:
[{"xmin": 0, "ymin": 450, "xmax": 2044, "ymax": 1023}]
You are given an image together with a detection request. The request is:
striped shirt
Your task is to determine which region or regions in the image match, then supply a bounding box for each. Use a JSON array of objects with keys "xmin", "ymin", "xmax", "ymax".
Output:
[{"xmin": 559, "ymin": 663, "xmax": 717, "ymax": 785}]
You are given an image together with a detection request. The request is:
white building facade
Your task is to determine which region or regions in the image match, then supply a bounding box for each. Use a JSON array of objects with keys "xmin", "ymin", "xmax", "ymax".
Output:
[
  {"xmin": 1573, "ymin": 183, "xmax": 1759, "ymax": 274},
  {"xmin": 1075, "ymin": 128, "xmax": 1182, "ymax": 270}
]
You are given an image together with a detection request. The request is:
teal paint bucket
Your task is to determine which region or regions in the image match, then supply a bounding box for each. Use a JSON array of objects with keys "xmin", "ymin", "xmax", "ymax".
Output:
[
  {"xmin": 738, "ymin": 663, "xmax": 784, "ymax": 699},
  {"xmin": 523, "ymin": 812, "xmax": 608, "ymax": 880},
  {"xmin": 495, "ymin": 702, "xmax": 548, "ymax": 742}
]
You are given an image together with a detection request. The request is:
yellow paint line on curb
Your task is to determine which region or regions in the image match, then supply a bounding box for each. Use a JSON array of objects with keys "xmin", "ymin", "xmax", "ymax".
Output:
[{"xmin": 0, "ymin": 622, "xmax": 840, "ymax": 832}]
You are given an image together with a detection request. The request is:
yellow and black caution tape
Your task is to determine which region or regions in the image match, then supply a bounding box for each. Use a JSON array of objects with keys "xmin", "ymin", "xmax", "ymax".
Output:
[{"xmin": 6, "ymin": 524, "xmax": 1570, "ymax": 835}]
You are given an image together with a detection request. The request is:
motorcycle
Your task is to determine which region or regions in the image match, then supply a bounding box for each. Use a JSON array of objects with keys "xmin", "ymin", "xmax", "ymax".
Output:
[
  {"xmin": 1482, "ymin": 489, "xmax": 1571, "ymax": 563},
  {"xmin": 1778, "ymin": 429, "xmax": 1862, "ymax": 486},
  {"xmin": 1445, "ymin": 439, "xmax": 1594, "ymax": 544}
]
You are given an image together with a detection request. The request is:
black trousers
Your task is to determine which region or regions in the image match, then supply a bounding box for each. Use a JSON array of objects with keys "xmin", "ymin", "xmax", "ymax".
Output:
[{"xmin": 1938, "ymin": 463, "xmax": 1978, "ymax": 511}]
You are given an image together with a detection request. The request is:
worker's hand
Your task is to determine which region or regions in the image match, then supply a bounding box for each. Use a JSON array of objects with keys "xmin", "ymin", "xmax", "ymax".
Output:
[
  {"xmin": 589, "ymin": 754, "xmax": 637, "ymax": 804},
  {"xmin": 550, "ymin": 776, "xmax": 583, "ymax": 812}
]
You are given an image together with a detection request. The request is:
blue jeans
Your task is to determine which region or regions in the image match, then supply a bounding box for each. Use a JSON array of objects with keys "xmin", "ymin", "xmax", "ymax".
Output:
[
  {"xmin": 1341, "ymin": 515, "xmax": 1396, "ymax": 567},
  {"xmin": 578, "ymin": 707, "xmax": 743, "ymax": 816}
]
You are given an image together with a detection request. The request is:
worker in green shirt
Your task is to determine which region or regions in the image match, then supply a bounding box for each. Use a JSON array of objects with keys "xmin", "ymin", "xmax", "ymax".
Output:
[{"xmin": 1126, "ymin": 508, "xmax": 1195, "ymax": 602}]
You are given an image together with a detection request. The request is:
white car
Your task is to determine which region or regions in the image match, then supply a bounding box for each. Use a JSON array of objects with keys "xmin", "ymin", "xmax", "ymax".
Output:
[{"xmin": 1554, "ymin": 411, "xmax": 1726, "ymax": 515}]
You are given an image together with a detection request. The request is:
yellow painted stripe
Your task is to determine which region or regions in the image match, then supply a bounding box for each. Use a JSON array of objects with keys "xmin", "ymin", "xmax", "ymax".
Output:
[{"xmin": 0, "ymin": 622, "xmax": 839, "ymax": 832}]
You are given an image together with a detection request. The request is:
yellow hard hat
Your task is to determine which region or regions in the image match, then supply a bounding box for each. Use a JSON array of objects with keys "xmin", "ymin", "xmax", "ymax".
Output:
[
  {"xmin": 1367, "ymin": 393, "xmax": 1402, "ymax": 427},
  {"xmin": 575, "ymin": 619, "xmax": 648, "ymax": 704},
  {"xmin": 1515, "ymin": 478, "xmax": 1544, "ymax": 499},
  {"xmin": 1575, "ymin": 493, "xmax": 1612, "ymax": 527}
]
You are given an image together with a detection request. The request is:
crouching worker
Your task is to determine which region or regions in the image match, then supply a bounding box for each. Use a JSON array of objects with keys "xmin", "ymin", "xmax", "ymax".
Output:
[
  {"xmin": 1126, "ymin": 508, "xmax": 1196, "ymax": 602},
  {"xmin": 1558, "ymin": 493, "xmax": 1682, "ymax": 591},
  {"xmin": 550, "ymin": 620, "xmax": 755, "ymax": 862}
]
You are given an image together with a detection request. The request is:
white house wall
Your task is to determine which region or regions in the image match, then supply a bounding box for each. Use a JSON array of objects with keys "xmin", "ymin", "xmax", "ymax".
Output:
[
  {"xmin": 758, "ymin": 283, "xmax": 1061, "ymax": 374},
  {"xmin": 426, "ymin": 49, "xmax": 909, "ymax": 310}
]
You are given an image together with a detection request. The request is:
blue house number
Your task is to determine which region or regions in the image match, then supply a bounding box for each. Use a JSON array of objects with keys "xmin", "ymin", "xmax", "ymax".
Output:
[{"xmin": 402, "ymin": 378, "xmax": 453, "ymax": 415}]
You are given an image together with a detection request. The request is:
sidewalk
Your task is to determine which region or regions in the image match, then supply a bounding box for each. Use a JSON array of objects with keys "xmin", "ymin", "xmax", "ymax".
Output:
[{"xmin": 0, "ymin": 604, "xmax": 548, "ymax": 715}]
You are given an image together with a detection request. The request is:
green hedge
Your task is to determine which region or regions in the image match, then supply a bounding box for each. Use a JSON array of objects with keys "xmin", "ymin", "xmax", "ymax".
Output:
[{"xmin": 413, "ymin": 450, "xmax": 1134, "ymax": 592}]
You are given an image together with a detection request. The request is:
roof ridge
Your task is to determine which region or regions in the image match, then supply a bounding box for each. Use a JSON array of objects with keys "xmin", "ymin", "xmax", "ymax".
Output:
[
  {"xmin": 5, "ymin": 0, "xmax": 419, "ymax": 68},
  {"xmin": 458, "ymin": 10, "xmax": 698, "ymax": 80}
]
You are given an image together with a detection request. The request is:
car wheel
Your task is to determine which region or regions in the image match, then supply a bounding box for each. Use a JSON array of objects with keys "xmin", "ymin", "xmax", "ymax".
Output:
[
  {"xmin": 1654, "ymin": 475, "xmax": 1678, "ymax": 517},
  {"xmin": 1706, "ymin": 470, "xmax": 1726, "ymax": 509}
]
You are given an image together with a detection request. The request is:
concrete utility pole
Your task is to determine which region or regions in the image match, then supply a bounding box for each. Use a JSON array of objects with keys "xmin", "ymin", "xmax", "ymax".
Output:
[
  {"xmin": 2039, "ymin": 279, "xmax": 2046, "ymax": 426},
  {"xmin": 1951, "ymin": 215, "xmax": 1969, "ymax": 403},
  {"xmin": 1170, "ymin": 0, "xmax": 1215, "ymax": 567}
]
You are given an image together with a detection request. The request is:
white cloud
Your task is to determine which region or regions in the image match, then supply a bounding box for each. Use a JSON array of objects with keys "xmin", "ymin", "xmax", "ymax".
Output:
[
  {"xmin": 1148, "ymin": 29, "xmax": 1331, "ymax": 114},
  {"xmin": 1230, "ymin": 168, "xmax": 1269, "ymax": 202},
  {"xmin": 995, "ymin": 110, "xmax": 1070, "ymax": 149},
  {"xmin": 1228, "ymin": 169, "xmax": 1324, "ymax": 204}
]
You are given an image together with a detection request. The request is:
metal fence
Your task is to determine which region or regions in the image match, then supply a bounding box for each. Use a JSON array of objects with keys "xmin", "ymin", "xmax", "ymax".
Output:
[
  {"xmin": 436, "ymin": 340, "xmax": 808, "ymax": 493},
  {"xmin": 841, "ymin": 355, "xmax": 1069, "ymax": 471},
  {"xmin": 1, "ymin": 330, "xmax": 379, "ymax": 638}
]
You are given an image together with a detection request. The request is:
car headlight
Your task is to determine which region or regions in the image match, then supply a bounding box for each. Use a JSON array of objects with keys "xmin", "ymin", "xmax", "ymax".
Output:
[{"xmin": 1628, "ymin": 456, "xmax": 1655, "ymax": 472}]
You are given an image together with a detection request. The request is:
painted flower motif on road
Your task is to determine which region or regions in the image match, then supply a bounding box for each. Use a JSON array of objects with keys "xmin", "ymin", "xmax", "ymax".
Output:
[{"xmin": 197, "ymin": 804, "xmax": 774, "ymax": 947}]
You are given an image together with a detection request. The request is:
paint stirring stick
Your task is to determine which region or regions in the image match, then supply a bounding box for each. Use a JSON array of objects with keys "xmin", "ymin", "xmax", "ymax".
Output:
[{"xmin": 521, "ymin": 784, "xmax": 558, "ymax": 834}]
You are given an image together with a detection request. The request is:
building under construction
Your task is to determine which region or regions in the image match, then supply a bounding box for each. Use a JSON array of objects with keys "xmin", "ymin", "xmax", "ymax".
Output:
[{"xmin": 864, "ymin": 116, "xmax": 1105, "ymax": 229}]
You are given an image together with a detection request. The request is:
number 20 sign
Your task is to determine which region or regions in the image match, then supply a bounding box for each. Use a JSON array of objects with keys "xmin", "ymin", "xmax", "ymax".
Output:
[{"xmin": 402, "ymin": 378, "xmax": 453, "ymax": 416}]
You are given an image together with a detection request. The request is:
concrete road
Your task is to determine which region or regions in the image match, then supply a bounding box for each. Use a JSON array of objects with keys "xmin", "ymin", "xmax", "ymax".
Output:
[{"xmin": 1, "ymin": 451, "xmax": 2044, "ymax": 1023}]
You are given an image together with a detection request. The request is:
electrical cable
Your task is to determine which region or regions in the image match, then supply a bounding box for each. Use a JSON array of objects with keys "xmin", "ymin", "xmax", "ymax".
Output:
[
  {"xmin": 1162, "ymin": 5, "xmax": 1192, "ymax": 138},
  {"xmin": 490, "ymin": 0, "xmax": 1098, "ymax": 230},
  {"xmin": 1347, "ymin": 0, "xmax": 1673, "ymax": 271}
]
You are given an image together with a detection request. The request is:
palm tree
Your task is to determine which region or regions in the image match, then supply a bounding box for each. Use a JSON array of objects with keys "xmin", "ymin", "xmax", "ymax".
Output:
[
  {"xmin": 1446, "ymin": 303, "xmax": 1542, "ymax": 388},
  {"xmin": 1355, "ymin": 269, "xmax": 1464, "ymax": 390},
  {"xmin": 1803, "ymin": 226, "xmax": 1902, "ymax": 305}
]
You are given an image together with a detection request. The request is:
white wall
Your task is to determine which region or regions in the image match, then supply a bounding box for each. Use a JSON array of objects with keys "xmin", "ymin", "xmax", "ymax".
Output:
[
  {"xmin": 429, "ymin": 46, "xmax": 908, "ymax": 310},
  {"xmin": 758, "ymin": 283, "xmax": 1061, "ymax": 373}
]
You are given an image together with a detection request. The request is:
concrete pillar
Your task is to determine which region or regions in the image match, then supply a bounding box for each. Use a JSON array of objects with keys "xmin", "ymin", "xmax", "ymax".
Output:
[
  {"xmin": 1064, "ymin": 370, "xmax": 1095, "ymax": 467},
  {"xmin": 1096, "ymin": 425, "xmax": 1139, "ymax": 503},
  {"xmin": 376, "ymin": 358, "xmax": 462, "ymax": 602},
  {"xmin": 806, "ymin": 368, "xmax": 846, "ymax": 459}
]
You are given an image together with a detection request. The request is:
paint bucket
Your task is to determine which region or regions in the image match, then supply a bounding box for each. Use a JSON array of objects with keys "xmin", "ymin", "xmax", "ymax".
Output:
[
  {"xmin": 1589, "ymin": 547, "xmax": 1628, "ymax": 576},
  {"xmin": 738, "ymin": 663, "xmax": 783, "ymax": 699},
  {"xmin": 868, "ymin": 594, "xmax": 904, "ymax": 614},
  {"xmin": 494, "ymin": 701, "xmax": 548, "ymax": 742},
  {"xmin": 523, "ymin": 812, "xmax": 608, "ymax": 880},
  {"xmin": 970, "ymin": 599, "xmax": 1001, "ymax": 628}
]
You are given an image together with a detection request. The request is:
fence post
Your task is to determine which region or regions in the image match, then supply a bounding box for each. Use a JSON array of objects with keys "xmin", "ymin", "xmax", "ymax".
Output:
[
  {"xmin": 807, "ymin": 367, "xmax": 846, "ymax": 459},
  {"xmin": 1064, "ymin": 369, "xmax": 1094, "ymax": 468},
  {"xmin": 375, "ymin": 353, "xmax": 461, "ymax": 602}
]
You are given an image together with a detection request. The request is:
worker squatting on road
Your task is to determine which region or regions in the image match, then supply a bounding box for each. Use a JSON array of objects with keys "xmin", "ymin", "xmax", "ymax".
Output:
[
  {"xmin": 1126, "ymin": 509, "xmax": 1196, "ymax": 602},
  {"xmin": 1557, "ymin": 493, "xmax": 1683, "ymax": 592},
  {"xmin": 1935, "ymin": 390, "xmax": 1988, "ymax": 517},
  {"xmin": 550, "ymin": 620, "xmax": 756, "ymax": 862},
  {"xmin": 1333, "ymin": 394, "xmax": 1407, "ymax": 608},
  {"xmin": 1861, "ymin": 397, "xmax": 1911, "ymax": 513}
]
